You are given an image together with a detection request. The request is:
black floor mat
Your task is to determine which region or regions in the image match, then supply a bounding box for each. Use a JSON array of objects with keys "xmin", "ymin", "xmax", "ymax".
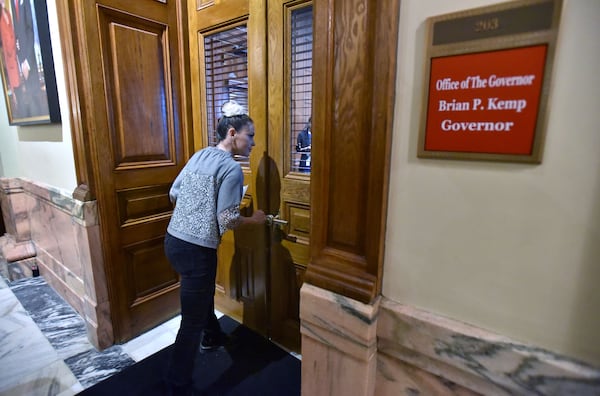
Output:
[{"xmin": 78, "ymin": 316, "xmax": 301, "ymax": 396}]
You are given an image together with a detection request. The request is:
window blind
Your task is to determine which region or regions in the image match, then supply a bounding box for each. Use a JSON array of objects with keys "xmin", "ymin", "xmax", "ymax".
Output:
[
  {"xmin": 204, "ymin": 25, "xmax": 249, "ymax": 166},
  {"xmin": 289, "ymin": 6, "xmax": 313, "ymax": 173}
]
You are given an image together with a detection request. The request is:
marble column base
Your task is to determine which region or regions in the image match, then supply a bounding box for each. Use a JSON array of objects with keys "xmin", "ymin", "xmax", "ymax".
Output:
[
  {"xmin": 300, "ymin": 283, "xmax": 379, "ymax": 396},
  {"xmin": 0, "ymin": 178, "xmax": 31, "ymax": 242},
  {"xmin": 0, "ymin": 235, "xmax": 36, "ymax": 281},
  {"xmin": 1, "ymin": 238, "xmax": 36, "ymax": 263}
]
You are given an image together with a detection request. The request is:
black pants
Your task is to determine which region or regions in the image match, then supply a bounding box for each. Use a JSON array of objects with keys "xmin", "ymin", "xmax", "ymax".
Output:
[{"xmin": 164, "ymin": 233, "xmax": 221, "ymax": 389}]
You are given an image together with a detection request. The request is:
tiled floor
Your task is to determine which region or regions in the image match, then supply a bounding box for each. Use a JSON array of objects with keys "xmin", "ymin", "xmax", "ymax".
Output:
[{"xmin": 0, "ymin": 274, "xmax": 204, "ymax": 395}]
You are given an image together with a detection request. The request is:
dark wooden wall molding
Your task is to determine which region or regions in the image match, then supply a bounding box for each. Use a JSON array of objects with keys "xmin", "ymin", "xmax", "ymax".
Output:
[{"xmin": 306, "ymin": 0, "xmax": 400, "ymax": 304}]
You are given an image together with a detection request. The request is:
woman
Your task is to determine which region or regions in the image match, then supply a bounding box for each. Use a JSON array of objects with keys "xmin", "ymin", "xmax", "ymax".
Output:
[{"xmin": 164, "ymin": 101, "xmax": 266, "ymax": 394}]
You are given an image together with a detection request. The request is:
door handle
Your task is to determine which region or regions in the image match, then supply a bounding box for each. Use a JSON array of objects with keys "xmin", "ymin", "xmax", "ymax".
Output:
[
  {"xmin": 266, "ymin": 214, "xmax": 297, "ymax": 242},
  {"xmin": 265, "ymin": 214, "xmax": 288, "ymax": 227}
]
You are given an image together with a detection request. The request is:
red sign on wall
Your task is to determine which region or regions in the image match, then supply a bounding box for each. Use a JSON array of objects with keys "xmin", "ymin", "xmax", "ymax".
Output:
[
  {"xmin": 423, "ymin": 45, "xmax": 548, "ymax": 156},
  {"xmin": 418, "ymin": 0, "xmax": 561, "ymax": 163}
]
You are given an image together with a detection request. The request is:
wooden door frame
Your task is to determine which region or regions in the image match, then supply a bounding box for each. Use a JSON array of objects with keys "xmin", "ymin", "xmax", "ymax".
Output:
[{"xmin": 306, "ymin": 0, "xmax": 400, "ymax": 304}]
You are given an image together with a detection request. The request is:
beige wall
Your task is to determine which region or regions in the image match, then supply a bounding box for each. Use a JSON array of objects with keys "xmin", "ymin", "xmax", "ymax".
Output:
[
  {"xmin": 0, "ymin": 1, "xmax": 76, "ymax": 193},
  {"xmin": 384, "ymin": 0, "xmax": 600, "ymax": 367}
]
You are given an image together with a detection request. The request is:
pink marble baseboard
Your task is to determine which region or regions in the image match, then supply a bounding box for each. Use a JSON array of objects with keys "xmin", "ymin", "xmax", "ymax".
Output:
[{"xmin": 377, "ymin": 299, "xmax": 600, "ymax": 395}]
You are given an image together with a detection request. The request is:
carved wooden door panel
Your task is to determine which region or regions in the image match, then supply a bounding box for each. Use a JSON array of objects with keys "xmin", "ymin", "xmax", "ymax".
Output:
[
  {"xmin": 75, "ymin": 0, "xmax": 190, "ymax": 341},
  {"xmin": 187, "ymin": 0, "xmax": 271, "ymax": 335}
]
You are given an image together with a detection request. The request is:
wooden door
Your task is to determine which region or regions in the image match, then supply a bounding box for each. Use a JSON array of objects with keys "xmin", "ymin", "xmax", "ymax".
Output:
[
  {"xmin": 266, "ymin": 0, "xmax": 312, "ymax": 352},
  {"xmin": 189, "ymin": 0, "xmax": 312, "ymax": 352},
  {"xmin": 64, "ymin": 0, "xmax": 192, "ymax": 342},
  {"xmin": 187, "ymin": 0, "xmax": 271, "ymax": 335}
]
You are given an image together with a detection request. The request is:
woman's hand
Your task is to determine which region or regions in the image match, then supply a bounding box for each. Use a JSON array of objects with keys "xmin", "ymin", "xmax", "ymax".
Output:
[{"xmin": 250, "ymin": 209, "xmax": 267, "ymax": 224}]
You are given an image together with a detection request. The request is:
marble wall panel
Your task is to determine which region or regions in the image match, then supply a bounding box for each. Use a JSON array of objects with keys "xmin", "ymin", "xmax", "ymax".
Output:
[
  {"xmin": 78, "ymin": 224, "xmax": 105, "ymax": 302},
  {"xmin": 376, "ymin": 352, "xmax": 480, "ymax": 396},
  {"xmin": 0, "ymin": 186, "xmax": 11, "ymax": 234},
  {"xmin": 23, "ymin": 180, "xmax": 83, "ymax": 279},
  {"xmin": 377, "ymin": 299, "xmax": 600, "ymax": 396},
  {"xmin": 0, "ymin": 177, "xmax": 113, "ymax": 350},
  {"xmin": 76, "ymin": 222, "xmax": 114, "ymax": 349},
  {"xmin": 0, "ymin": 178, "xmax": 30, "ymax": 241},
  {"xmin": 300, "ymin": 284, "xmax": 600, "ymax": 396}
]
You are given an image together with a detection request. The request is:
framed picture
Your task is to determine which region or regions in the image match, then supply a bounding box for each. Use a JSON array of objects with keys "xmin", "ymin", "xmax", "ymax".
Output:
[
  {"xmin": 0, "ymin": 0, "xmax": 60, "ymax": 125},
  {"xmin": 417, "ymin": 0, "xmax": 562, "ymax": 163}
]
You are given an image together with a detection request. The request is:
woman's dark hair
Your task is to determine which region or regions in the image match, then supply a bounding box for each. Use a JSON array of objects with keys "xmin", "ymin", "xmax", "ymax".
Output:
[{"xmin": 216, "ymin": 114, "xmax": 254, "ymax": 141}]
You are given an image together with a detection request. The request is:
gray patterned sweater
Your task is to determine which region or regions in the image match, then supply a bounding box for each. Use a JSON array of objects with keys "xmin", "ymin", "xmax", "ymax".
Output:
[{"xmin": 167, "ymin": 146, "xmax": 243, "ymax": 249}]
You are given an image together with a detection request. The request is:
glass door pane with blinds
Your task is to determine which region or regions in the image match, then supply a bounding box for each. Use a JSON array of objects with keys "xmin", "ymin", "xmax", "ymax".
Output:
[
  {"xmin": 290, "ymin": 5, "xmax": 313, "ymax": 174},
  {"xmin": 204, "ymin": 24, "xmax": 249, "ymax": 164}
]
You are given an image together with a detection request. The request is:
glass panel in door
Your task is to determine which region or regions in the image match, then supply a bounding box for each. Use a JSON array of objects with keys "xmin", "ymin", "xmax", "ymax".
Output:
[
  {"xmin": 204, "ymin": 24, "xmax": 250, "ymax": 166},
  {"xmin": 289, "ymin": 6, "xmax": 313, "ymax": 174}
]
